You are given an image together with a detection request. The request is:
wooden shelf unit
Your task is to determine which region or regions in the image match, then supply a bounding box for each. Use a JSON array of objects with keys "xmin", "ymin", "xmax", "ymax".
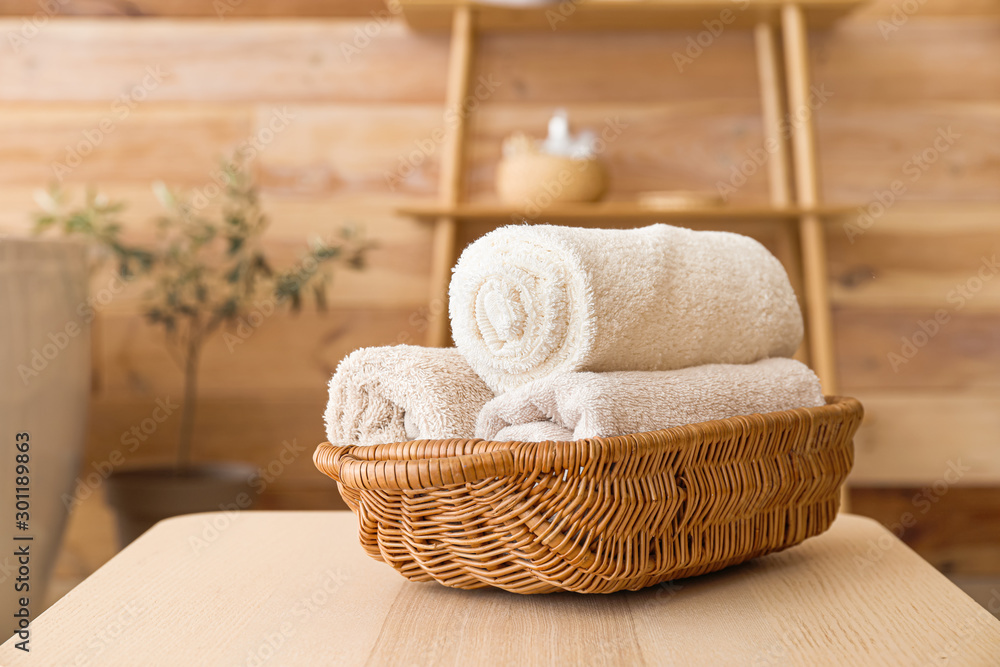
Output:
[{"xmin": 396, "ymin": 0, "xmax": 866, "ymax": 402}]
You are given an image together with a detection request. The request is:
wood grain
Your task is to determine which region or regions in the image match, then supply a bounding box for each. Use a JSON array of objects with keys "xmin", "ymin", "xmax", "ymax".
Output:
[
  {"xmin": 848, "ymin": 0, "xmax": 1000, "ymax": 17},
  {"xmin": 475, "ymin": 30, "xmax": 759, "ymax": 103},
  {"xmin": 0, "ymin": 21, "xmax": 449, "ymax": 103},
  {"xmin": 0, "ymin": 103, "xmax": 454, "ymax": 195},
  {"xmin": 0, "ymin": 104, "xmax": 254, "ymax": 186},
  {"xmin": 4, "ymin": 512, "xmax": 998, "ymax": 665},
  {"xmin": 851, "ymin": 486, "xmax": 1000, "ymax": 576},
  {"xmin": 5, "ymin": 15, "xmax": 999, "ymax": 105},
  {"xmin": 253, "ymin": 104, "xmax": 446, "ymax": 197},
  {"xmin": 850, "ymin": 391, "xmax": 1000, "ymax": 485},
  {"xmin": 478, "ymin": 19, "xmax": 1000, "ymax": 105},
  {"xmin": 835, "ymin": 308, "xmax": 1000, "ymax": 390},
  {"xmin": 818, "ymin": 102, "xmax": 1000, "ymax": 204},
  {"xmin": 0, "ymin": 0, "xmax": 388, "ymax": 16},
  {"xmin": 813, "ymin": 19, "xmax": 1000, "ymax": 102},
  {"xmin": 827, "ymin": 205, "xmax": 1000, "ymax": 311}
]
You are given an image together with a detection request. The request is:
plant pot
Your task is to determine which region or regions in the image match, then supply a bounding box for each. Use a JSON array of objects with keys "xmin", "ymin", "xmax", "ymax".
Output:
[
  {"xmin": 104, "ymin": 462, "xmax": 259, "ymax": 547},
  {"xmin": 0, "ymin": 238, "xmax": 90, "ymax": 637}
]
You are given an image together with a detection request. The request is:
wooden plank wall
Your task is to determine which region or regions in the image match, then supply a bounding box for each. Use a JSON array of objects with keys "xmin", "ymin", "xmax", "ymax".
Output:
[{"xmin": 1, "ymin": 0, "xmax": 998, "ymax": 585}]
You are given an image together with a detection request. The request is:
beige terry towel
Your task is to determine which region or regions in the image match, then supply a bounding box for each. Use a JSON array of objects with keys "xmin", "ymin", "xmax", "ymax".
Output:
[
  {"xmin": 324, "ymin": 345, "xmax": 494, "ymax": 446},
  {"xmin": 477, "ymin": 358, "xmax": 825, "ymax": 442},
  {"xmin": 449, "ymin": 223, "xmax": 803, "ymax": 394}
]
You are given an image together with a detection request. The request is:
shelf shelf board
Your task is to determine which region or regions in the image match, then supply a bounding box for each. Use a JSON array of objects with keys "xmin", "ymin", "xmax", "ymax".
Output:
[
  {"xmin": 396, "ymin": 202, "xmax": 854, "ymax": 222},
  {"xmin": 399, "ymin": 0, "xmax": 866, "ymax": 31}
]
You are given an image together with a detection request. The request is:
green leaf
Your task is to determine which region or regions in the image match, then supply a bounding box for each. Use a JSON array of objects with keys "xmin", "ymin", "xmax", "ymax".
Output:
[
  {"xmin": 216, "ymin": 299, "xmax": 238, "ymax": 319},
  {"xmin": 254, "ymin": 254, "xmax": 273, "ymax": 277},
  {"xmin": 225, "ymin": 263, "xmax": 242, "ymax": 284}
]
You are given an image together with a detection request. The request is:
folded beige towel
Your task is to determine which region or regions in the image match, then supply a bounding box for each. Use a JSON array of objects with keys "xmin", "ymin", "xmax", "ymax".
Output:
[
  {"xmin": 449, "ymin": 223, "xmax": 803, "ymax": 394},
  {"xmin": 477, "ymin": 358, "xmax": 825, "ymax": 442},
  {"xmin": 324, "ymin": 345, "xmax": 494, "ymax": 446}
]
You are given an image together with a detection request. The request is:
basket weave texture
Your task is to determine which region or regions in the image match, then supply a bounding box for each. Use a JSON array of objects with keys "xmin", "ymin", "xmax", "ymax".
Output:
[{"xmin": 314, "ymin": 396, "xmax": 862, "ymax": 594}]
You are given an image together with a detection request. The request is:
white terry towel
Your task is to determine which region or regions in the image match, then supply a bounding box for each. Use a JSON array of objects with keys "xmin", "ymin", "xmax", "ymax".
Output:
[
  {"xmin": 449, "ymin": 223, "xmax": 803, "ymax": 394},
  {"xmin": 324, "ymin": 345, "xmax": 494, "ymax": 446},
  {"xmin": 476, "ymin": 358, "xmax": 825, "ymax": 442}
]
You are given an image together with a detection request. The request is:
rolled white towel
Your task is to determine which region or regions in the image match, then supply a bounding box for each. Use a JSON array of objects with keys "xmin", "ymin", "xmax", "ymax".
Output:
[
  {"xmin": 324, "ymin": 345, "xmax": 494, "ymax": 446},
  {"xmin": 449, "ymin": 223, "xmax": 803, "ymax": 394},
  {"xmin": 477, "ymin": 358, "xmax": 825, "ymax": 442}
]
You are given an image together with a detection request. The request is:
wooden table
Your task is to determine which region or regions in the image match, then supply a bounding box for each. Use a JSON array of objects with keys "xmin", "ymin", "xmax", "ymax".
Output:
[{"xmin": 3, "ymin": 512, "xmax": 999, "ymax": 666}]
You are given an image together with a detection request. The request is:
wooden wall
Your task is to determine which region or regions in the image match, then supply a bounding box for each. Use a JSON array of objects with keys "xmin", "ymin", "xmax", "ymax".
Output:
[{"xmin": 2, "ymin": 0, "xmax": 998, "ymax": 588}]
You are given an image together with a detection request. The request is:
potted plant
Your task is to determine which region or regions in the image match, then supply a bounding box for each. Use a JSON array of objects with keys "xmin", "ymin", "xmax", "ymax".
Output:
[{"xmin": 34, "ymin": 162, "xmax": 369, "ymax": 545}]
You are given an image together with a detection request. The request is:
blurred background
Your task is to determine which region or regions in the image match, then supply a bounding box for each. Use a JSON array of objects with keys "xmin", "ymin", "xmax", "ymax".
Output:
[{"xmin": 0, "ymin": 0, "xmax": 997, "ymax": 619}]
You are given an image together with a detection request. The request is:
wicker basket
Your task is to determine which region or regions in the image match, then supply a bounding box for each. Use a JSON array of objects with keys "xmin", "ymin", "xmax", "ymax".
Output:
[{"xmin": 314, "ymin": 396, "xmax": 862, "ymax": 594}]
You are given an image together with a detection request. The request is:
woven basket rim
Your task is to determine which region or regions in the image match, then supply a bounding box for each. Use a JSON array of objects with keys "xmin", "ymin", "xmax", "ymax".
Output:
[{"xmin": 315, "ymin": 395, "xmax": 862, "ymax": 492}]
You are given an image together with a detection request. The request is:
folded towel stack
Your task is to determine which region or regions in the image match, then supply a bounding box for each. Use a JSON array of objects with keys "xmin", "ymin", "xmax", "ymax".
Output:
[{"xmin": 323, "ymin": 224, "xmax": 823, "ymax": 447}]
